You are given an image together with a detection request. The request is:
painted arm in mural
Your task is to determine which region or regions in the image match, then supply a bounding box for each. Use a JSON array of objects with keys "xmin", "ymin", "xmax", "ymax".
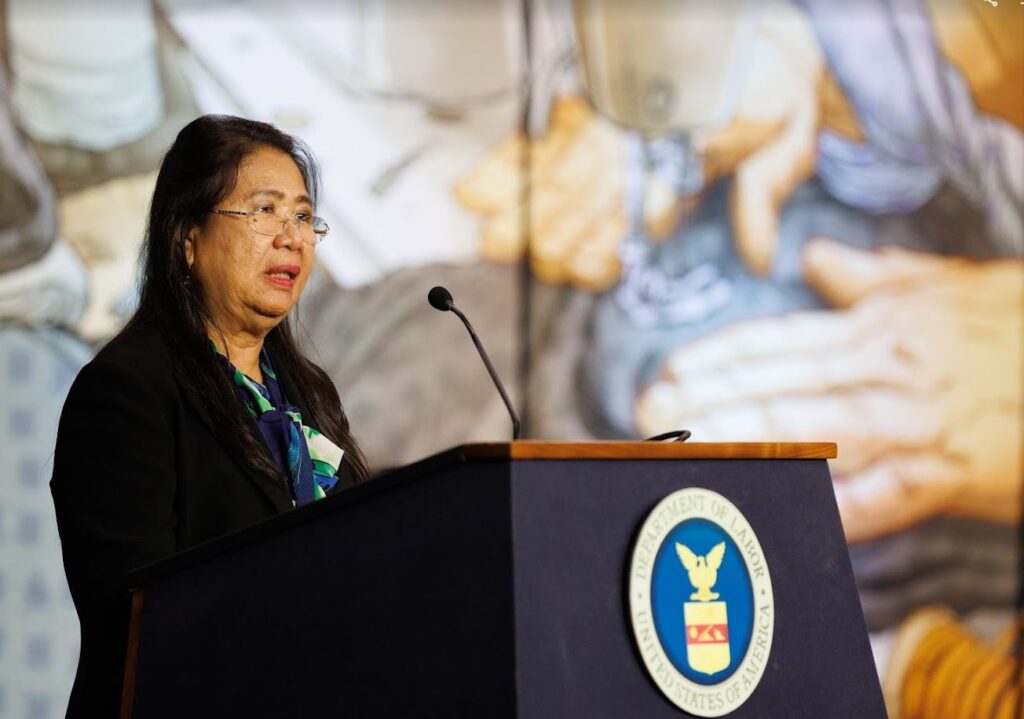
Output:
[
  {"xmin": 635, "ymin": 238, "xmax": 1023, "ymax": 543},
  {"xmin": 681, "ymin": 0, "xmax": 1024, "ymax": 271},
  {"xmin": 793, "ymin": 0, "xmax": 1023, "ymax": 251}
]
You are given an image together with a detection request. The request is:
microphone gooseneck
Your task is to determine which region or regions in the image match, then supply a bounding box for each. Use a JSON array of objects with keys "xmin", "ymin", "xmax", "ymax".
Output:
[{"xmin": 427, "ymin": 285, "xmax": 522, "ymax": 440}]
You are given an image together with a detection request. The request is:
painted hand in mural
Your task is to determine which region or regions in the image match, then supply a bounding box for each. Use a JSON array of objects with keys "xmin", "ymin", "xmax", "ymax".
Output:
[
  {"xmin": 453, "ymin": 97, "xmax": 683, "ymax": 291},
  {"xmin": 450, "ymin": 102, "xmax": 664, "ymax": 290},
  {"xmin": 635, "ymin": 239, "xmax": 1024, "ymax": 543},
  {"xmin": 692, "ymin": 5, "xmax": 824, "ymax": 275}
]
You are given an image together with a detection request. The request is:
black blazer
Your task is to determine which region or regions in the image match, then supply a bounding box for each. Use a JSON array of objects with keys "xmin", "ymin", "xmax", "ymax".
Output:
[{"xmin": 50, "ymin": 322, "xmax": 351, "ymax": 717}]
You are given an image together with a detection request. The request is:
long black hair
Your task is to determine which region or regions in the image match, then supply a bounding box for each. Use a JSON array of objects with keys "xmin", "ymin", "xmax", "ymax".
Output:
[{"xmin": 126, "ymin": 114, "xmax": 368, "ymax": 484}]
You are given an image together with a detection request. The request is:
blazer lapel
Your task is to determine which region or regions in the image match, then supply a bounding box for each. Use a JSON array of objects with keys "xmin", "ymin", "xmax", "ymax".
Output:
[{"xmin": 175, "ymin": 373, "xmax": 294, "ymax": 514}]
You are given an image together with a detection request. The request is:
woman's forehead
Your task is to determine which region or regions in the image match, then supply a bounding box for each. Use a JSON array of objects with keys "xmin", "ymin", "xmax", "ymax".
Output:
[{"xmin": 233, "ymin": 147, "xmax": 308, "ymax": 199}]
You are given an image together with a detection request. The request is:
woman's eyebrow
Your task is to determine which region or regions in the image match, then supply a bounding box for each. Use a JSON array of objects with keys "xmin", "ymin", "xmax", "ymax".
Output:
[{"xmin": 243, "ymin": 189, "xmax": 312, "ymax": 205}]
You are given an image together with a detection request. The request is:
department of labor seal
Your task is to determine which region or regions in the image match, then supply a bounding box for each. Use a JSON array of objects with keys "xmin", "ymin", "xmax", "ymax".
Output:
[{"xmin": 629, "ymin": 488, "xmax": 774, "ymax": 716}]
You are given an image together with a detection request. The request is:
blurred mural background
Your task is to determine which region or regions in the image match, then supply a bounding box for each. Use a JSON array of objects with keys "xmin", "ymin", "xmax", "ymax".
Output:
[{"xmin": 0, "ymin": 0, "xmax": 1021, "ymax": 716}]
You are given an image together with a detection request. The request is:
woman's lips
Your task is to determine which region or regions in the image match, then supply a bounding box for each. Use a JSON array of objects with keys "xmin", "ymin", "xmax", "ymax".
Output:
[{"xmin": 264, "ymin": 264, "xmax": 300, "ymax": 290}]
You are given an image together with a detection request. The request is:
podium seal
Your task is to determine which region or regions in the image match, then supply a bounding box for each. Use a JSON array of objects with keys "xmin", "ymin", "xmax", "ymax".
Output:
[{"xmin": 629, "ymin": 488, "xmax": 774, "ymax": 716}]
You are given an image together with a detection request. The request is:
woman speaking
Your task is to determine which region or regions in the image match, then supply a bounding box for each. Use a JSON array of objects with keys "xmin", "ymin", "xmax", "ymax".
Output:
[{"xmin": 50, "ymin": 115, "xmax": 368, "ymax": 716}]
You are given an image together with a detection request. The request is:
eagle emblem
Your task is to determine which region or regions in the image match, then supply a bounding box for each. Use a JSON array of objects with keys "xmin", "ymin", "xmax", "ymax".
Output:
[{"xmin": 676, "ymin": 541, "xmax": 725, "ymax": 602}]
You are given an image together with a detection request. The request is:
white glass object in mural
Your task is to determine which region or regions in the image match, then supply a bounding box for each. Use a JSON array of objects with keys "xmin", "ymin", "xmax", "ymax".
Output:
[
  {"xmin": 572, "ymin": 0, "xmax": 759, "ymax": 135},
  {"xmin": 7, "ymin": 0, "xmax": 163, "ymax": 150},
  {"xmin": 329, "ymin": 0, "xmax": 522, "ymax": 112}
]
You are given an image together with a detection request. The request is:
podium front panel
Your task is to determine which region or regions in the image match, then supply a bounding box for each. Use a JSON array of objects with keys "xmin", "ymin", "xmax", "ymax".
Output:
[
  {"xmin": 131, "ymin": 461, "xmax": 518, "ymax": 718},
  {"xmin": 510, "ymin": 458, "xmax": 885, "ymax": 718}
]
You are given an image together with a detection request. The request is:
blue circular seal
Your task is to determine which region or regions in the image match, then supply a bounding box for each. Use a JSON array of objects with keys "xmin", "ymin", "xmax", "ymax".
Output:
[{"xmin": 629, "ymin": 488, "xmax": 774, "ymax": 716}]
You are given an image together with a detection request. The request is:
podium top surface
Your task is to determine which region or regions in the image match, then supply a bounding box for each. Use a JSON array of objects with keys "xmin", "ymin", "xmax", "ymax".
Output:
[{"xmin": 456, "ymin": 441, "xmax": 836, "ymax": 460}]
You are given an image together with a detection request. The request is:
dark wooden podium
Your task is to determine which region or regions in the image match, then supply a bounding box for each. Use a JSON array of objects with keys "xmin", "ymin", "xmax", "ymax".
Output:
[{"xmin": 120, "ymin": 442, "xmax": 885, "ymax": 718}]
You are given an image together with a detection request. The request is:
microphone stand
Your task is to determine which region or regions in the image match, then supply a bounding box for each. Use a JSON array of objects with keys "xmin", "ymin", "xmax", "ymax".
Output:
[{"xmin": 448, "ymin": 304, "xmax": 522, "ymax": 440}]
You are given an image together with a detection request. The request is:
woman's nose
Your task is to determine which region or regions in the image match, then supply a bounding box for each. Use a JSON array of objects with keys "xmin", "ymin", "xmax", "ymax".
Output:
[{"xmin": 274, "ymin": 219, "xmax": 304, "ymax": 249}]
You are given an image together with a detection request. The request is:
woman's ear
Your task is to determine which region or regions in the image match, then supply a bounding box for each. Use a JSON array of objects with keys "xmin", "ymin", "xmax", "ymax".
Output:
[{"xmin": 184, "ymin": 227, "xmax": 198, "ymax": 269}]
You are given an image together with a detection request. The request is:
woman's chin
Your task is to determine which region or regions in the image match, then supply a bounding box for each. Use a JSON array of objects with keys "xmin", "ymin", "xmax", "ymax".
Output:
[{"xmin": 247, "ymin": 299, "xmax": 295, "ymax": 324}]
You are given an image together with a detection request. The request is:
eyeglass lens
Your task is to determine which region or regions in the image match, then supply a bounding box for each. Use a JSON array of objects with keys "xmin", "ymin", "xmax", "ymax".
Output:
[{"xmin": 250, "ymin": 213, "xmax": 325, "ymax": 242}]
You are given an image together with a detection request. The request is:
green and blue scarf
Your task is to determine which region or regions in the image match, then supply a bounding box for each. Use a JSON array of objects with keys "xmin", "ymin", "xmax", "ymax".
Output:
[{"xmin": 217, "ymin": 347, "xmax": 343, "ymax": 506}]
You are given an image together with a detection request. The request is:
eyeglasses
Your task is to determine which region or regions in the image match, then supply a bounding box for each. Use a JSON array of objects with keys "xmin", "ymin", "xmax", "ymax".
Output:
[{"xmin": 209, "ymin": 209, "xmax": 329, "ymax": 244}]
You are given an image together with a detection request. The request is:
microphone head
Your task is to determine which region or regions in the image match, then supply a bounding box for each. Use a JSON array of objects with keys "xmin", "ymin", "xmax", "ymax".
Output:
[{"xmin": 428, "ymin": 285, "xmax": 454, "ymax": 312}]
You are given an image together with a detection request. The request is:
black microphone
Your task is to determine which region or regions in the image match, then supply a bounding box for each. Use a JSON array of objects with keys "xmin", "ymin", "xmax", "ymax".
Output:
[{"xmin": 428, "ymin": 285, "xmax": 522, "ymax": 440}]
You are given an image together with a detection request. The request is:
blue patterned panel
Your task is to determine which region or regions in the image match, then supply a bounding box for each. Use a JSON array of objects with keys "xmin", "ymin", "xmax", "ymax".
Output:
[{"xmin": 0, "ymin": 325, "xmax": 92, "ymax": 719}]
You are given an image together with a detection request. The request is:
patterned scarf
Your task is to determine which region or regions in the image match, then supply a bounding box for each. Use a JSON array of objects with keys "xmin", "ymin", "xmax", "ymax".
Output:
[{"xmin": 216, "ymin": 346, "xmax": 344, "ymax": 506}]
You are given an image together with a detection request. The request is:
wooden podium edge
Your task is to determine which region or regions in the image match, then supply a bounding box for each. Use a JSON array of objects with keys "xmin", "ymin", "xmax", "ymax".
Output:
[
  {"xmin": 460, "ymin": 441, "xmax": 837, "ymax": 460},
  {"xmin": 120, "ymin": 589, "xmax": 145, "ymax": 719}
]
